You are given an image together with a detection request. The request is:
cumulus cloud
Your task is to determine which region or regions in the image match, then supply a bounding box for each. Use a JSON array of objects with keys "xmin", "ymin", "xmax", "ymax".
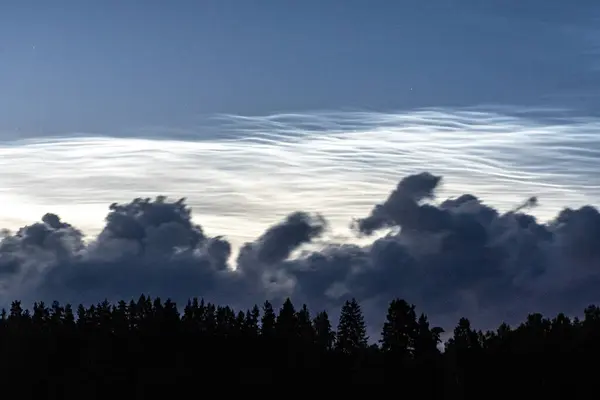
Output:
[{"xmin": 1, "ymin": 171, "xmax": 600, "ymax": 332}]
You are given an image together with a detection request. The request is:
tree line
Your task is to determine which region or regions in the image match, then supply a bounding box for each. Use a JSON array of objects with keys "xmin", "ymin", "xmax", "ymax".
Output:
[{"xmin": 0, "ymin": 295, "xmax": 595, "ymax": 395}]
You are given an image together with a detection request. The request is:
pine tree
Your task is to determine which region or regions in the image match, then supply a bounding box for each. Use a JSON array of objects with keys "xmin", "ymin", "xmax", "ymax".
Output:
[
  {"xmin": 216, "ymin": 306, "xmax": 235, "ymax": 336},
  {"xmin": 297, "ymin": 304, "xmax": 315, "ymax": 343},
  {"xmin": 313, "ymin": 311, "xmax": 335, "ymax": 350},
  {"xmin": 447, "ymin": 317, "xmax": 481, "ymax": 351},
  {"xmin": 9, "ymin": 301, "xmax": 23, "ymax": 320},
  {"xmin": 203, "ymin": 303, "xmax": 217, "ymax": 335},
  {"xmin": 276, "ymin": 298, "xmax": 298, "ymax": 339},
  {"xmin": 235, "ymin": 311, "xmax": 246, "ymax": 335},
  {"xmin": 50, "ymin": 300, "xmax": 65, "ymax": 325},
  {"xmin": 335, "ymin": 298, "xmax": 368, "ymax": 353},
  {"xmin": 162, "ymin": 298, "xmax": 179, "ymax": 331},
  {"xmin": 64, "ymin": 303, "xmax": 75, "ymax": 327},
  {"xmin": 244, "ymin": 305, "xmax": 260, "ymax": 336},
  {"xmin": 380, "ymin": 298, "xmax": 418, "ymax": 357},
  {"xmin": 76, "ymin": 304, "xmax": 87, "ymax": 329},
  {"xmin": 413, "ymin": 313, "xmax": 443, "ymax": 361},
  {"xmin": 261, "ymin": 301, "xmax": 276, "ymax": 338}
]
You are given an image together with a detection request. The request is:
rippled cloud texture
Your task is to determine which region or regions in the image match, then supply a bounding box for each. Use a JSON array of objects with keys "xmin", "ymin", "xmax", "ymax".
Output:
[{"xmin": 1, "ymin": 107, "xmax": 600, "ymax": 329}]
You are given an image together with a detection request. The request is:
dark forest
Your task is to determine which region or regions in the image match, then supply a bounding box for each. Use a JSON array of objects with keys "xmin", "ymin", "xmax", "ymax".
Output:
[{"xmin": 0, "ymin": 294, "xmax": 595, "ymax": 395}]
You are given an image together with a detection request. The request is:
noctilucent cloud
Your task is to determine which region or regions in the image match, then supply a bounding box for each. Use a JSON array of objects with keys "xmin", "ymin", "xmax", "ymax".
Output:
[
  {"xmin": 1, "ymin": 1, "xmax": 600, "ymax": 331},
  {"xmin": 1, "ymin": 1, "xmax": 599, "ymax": 134}
]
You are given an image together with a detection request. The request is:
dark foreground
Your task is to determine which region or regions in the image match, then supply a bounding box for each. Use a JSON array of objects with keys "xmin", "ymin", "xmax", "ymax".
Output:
[{"xmin": 0, "ymin": 295, "xmax": 596, "ymax": 396}]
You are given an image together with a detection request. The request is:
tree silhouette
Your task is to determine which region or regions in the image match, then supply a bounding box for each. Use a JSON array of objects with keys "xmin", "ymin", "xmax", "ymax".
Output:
[
  {"xmin": 244, "ymin": 304, "xmax": 260, "ymax": 337},
  {"xmin": 313, "ymin": 310, "xmax": 335, "ymax": 351},
  {"xmin": 380, "ymin": 298, "xmax": 418, "ymax": 359},
  {"xmin": 261, "ymin": 300, "xmax": 276, "ymax": 338},
  {"xmin": 275, "ymin": 298, "xmax": 298, "ymax": 340},
  {"xmin": 0, "ymin": 292, "xmax": 595, "ymax": 392},
  {"xmin": 335, "ymin": 298, "xmax": 368, "ymax": 354},
  {"xmin": 414, "ymin": 313, "xmax": 443, "ymax": 361},
  {"xmin": 297, "ymin": 304, "xmax": 315, "ymax": 343}
]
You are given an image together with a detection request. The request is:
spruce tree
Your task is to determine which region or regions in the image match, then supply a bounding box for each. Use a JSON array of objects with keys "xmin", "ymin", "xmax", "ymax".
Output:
[
  {"xmin": 380, "ymin": 298, "xmax": 418, "ymax": 357},
  {"xmin": 335, "ymin": 298, "xmax": 368, "ymax": 353},
  {"xmin": 275, "ymin": 298, "xmax": 298, "ymax": 339},
  {"xmin": 297, "ymin": 304, "xmax": 315, "ymax": 343},
  {"xmin": 314, "ymin": 311, "xmax": 335, "ymax": 350},
  {"xmin": 244, "ymin": 305, "xmax": 260, "ymax": 336},
  {"xmin": 261, "ymin": 300, "xmax": 276, "ymax": 338}
]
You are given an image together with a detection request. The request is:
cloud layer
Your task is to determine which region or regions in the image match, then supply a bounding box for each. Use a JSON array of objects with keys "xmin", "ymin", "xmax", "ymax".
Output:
[
  {"xmin": 1, "ymin": 107, "xmax": 600, "ymax": 330},
  {"xmin": 1, "ymin": 171, "xmax": 600, "ymax": 331},
  {"xmin": 2, "ymin": 108, "xmax": 600, "ymax": 248}
]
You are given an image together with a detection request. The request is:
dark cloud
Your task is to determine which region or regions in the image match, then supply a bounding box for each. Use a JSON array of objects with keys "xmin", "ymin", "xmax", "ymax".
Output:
[
  {"xmin": 1, "ymin": 172, "xmax": 599, "ymax": 331},
  {"xmin": 242, "ymin": 211, "xmax": 327, "ymax": 266},
  {"xmin": 354, "ymin": 172, "xmax": 442, "ymax": 234}
]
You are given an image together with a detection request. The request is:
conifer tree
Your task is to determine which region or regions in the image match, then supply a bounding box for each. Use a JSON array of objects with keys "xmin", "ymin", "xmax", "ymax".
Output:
[
  {"xmin": 261, "ymin": 300, "xmax": 276, "ymax": 338},
  {"xmin": 276, "ymin": 298, "xmax": 298, "ymax": 339},
  {"xmin": 335, "ymin": 298, "xmax": 368, "ymax": 353},
  {"xmin": 297, "ymin": 304, "xmax": 315, "ymax": 343},
  {"xmin": 244, "ymin": 305, "xmax": 260, "ymax": 336},
  {"xmin": 380, "ymin": 298, "xmax": 418, "ymax": 357},
  {"xmin": 413, "ymin": 313, "xmax": 443, "ymax": 361},
  {"xmin": 314, "ymin": 311, "xmax": 335, "ymax": 350}
]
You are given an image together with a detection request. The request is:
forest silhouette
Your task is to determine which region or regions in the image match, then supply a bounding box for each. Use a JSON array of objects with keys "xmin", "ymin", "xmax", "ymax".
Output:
[{"xmin": 0, "ymin": 294, "xmax": 595, "ymax": 394}]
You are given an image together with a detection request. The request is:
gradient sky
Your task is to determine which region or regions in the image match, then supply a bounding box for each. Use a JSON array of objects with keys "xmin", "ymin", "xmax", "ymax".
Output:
[
  {"xmin": 4, "ymin": 1, "xmax": 600, "ymax": 330},
  {"xmin": 1, "ymin": 1, "xmax": 599, "ymax": 136}
]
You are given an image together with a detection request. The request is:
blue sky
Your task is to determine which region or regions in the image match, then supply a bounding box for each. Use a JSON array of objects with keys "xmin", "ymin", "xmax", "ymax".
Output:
[{"xmin": 1, "ymin": 1, "xmax": 599, "ymax": 136}]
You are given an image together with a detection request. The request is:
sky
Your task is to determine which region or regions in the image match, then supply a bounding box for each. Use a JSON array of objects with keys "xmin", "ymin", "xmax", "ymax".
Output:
[
  {"xmin": 1, "ymin": 1, "xmax": 599, "ymax": 136},
  {"xmin": 1, "ymin": 1, "xmax": 600, "ymax": 332}
]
